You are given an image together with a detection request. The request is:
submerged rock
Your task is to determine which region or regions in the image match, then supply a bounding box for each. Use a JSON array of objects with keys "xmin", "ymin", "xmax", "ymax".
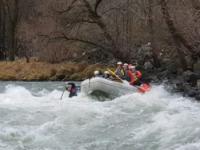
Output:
[{"xmin": 187, "ymin": 89, "xmax": 198, "ymax": 97}]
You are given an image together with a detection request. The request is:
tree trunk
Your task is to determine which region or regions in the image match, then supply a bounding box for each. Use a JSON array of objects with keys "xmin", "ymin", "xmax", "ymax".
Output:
[
  {"xmin": 83, "ymin": 0, "xmax": 123, "ymax": 59},
  {"xmin": 2, "ymin": 0, "xmax": 19, "ymax": 61},
  {"xmin": 191, "ymin": 0, "xmax": 200, "ymax": 11},
  {"xmin": 9, "ymin": 25, "xmax": 16, "ymax": 61},
  {"xmin": 0, "ymin": 0, "xmax": 6, "ymax": 60},
  {"xmin": 160, "ymin": 0, "xmax": 188, "ymax": 70},
  {"xmin": 147, "ymin": 0, "xmax": 160, "ymax": 67}
]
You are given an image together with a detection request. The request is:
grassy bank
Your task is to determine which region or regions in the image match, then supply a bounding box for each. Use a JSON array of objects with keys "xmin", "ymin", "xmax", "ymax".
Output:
[{"xmin": 0, "ymin": 59, "xmax": 109, "ymax": 81}]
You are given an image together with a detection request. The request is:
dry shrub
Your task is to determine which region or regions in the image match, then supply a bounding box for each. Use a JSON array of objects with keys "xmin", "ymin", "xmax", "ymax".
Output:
[{"xmin": 50, "ymin": 68, "xmax": 57, "ymax": 77}]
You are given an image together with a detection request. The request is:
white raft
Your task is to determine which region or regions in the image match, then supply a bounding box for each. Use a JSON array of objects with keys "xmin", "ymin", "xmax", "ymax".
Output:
[{"xmin": 81, "ymin": 77, "xmax": 137, "ymax": 98}]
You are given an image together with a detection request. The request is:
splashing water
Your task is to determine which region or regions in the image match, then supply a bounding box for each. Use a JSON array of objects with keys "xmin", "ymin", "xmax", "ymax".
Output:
[{"xmin": 0, "ymin": 82, "xmax": 200, "ymax": 150}]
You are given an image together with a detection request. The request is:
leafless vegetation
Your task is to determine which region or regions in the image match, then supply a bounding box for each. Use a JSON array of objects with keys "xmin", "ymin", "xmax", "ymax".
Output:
[{"xmin": 0, "ymin": 0, "xmax": 200, "ymax": 70}]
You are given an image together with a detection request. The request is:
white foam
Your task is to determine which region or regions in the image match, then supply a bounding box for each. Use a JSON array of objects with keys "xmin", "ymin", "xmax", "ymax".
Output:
[{"xmin": 0, "ymin": 84, "xmax": 200, "ymax": 150}]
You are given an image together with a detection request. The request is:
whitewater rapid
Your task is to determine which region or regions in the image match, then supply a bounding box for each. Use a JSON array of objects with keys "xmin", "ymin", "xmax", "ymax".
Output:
[{"xmin": 0, "ymin": 82, "xmax": 200, "ymax": 150}]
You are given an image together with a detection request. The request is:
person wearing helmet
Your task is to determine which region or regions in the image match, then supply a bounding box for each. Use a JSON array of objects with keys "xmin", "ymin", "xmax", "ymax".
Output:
[
  {"xmin": 123, "ymin": 63, "xmax": 130, "ymax": 81},
  {"xmin": 94, "ymin": 70, "xmax": 100, "ymax": 77},
  {"xmin": 123, "ymin": 63, "xmax": 129, "ymax": 70},
  {"xmin": 66, "ymin": 83, "xmax": 77, "ymax": 98},
  {"xmin": 115, "ymin": 61, "xmax": 125, "ymax": 78},
  {"xmin": 128, "ymin": 65, "xmax": 142, "ymax": 86},
  {"xmin": 104, "ymin": 71, "xmax": 111, "ymax": 79},
  {"xmin": 94, "ymin": 70, "xmax": 103, "ymax": 78}
]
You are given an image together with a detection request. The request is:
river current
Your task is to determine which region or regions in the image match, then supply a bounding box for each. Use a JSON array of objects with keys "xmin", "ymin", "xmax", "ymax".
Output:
[{"xmin": 0, "ymin": 82, "xmax": 200, "ymax": 150}]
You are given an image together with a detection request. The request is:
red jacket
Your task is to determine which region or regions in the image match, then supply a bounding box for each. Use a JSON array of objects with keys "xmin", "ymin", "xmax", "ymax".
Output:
[
  {"xmin": 136, "ymin": 71, "xmax": 142, "ymax": 79},
  {"xmin": 128, "ymin": 70, "xmax": 142, "ymax": 85}
]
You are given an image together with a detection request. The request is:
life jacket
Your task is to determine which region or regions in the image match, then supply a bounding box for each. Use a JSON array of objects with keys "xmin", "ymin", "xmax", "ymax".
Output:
[
  {"xmin": 115, "ymin": 67, "xmax": 125, "ymax": 77},
  {"xmin": 128, "ymin": 70, "xmax": 142, "ymax": 85},
  {"xmin": 124, "ymin": 69, "xmax": 130, "ymax": 81},
  {"xmin": 128, "ymin": 71, "xmax": 136, "ymax": 85},
  {"xmin": 136, "ymin": 71, "xmax": 142, "ymax": 79},
  {"xmin": 68, "ymin": 87, "xmax": 77, "ymax": 97},
  {"xmin": 138, "ymin": 83, "xmax": 151, "ymax": 93},
  {"xmin": 70, "ymin": 87, "xmax": 77, "ymax": 93}
]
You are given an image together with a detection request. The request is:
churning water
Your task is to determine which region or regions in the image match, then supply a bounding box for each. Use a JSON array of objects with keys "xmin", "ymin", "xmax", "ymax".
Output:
[{"xmin": 0, "ymin": 82, "xmax": 200, "ymax": 150}]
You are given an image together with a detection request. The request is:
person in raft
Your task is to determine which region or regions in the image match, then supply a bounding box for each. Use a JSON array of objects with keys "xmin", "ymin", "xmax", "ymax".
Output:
[
  {"xmin": 115, "ymin": 61, "xmax": 125, "ymax": 78},
  {"xmin": 128, "ymin": 65, "xmax": 142, "ymax": 86},
  {"xmin": 103, "ymin": 71, "xmax": 111, "ymax": 79},
  {"xmin": 123, "ymin": 63, "xmax": 130, "ymax": 81},
  {"xmin": 128, "ymin": 65, "xmax": 151, "ymax": 93},
  {"xmin": 66, "ymin": 83, "xmax": 77, "ymax": 98},
  {"xmin": 94, "ymin": 70, "xmax": 104, "ymax": 77}
]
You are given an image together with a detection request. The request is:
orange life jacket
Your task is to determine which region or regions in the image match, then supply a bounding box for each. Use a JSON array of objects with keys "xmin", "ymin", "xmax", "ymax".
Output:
[
  {"xmin": 128, "ymin": 70, "xmax": 142, "ymax": 85},
  {"xmin": 138, "ymin": 83, "xmax": 151, "ymax": 93},
  {"xmin": 136, "ymin": 71, "xmax": 142, "ymax": 79}
]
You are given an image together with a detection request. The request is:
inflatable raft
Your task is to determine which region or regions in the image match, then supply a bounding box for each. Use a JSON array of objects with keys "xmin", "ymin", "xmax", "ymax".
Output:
[{"xmin": 81, "ymin": 77, "xmax": 138, "ymax": 99}]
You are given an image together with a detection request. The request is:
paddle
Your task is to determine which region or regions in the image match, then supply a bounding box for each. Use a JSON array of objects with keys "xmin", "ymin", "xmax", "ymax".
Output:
[
  {"xmin": 60, "ymin": 87, "xmax": 66, "ymax": 100},
  {"xmin": 107, "ymin": 68, "xmax": 124, "ymax": 83},
  {"xmin": 60, "ymin": 90, "xmax": 65, "ymax": 100},
  {"xmin": 107, "ymin": 68, "xmax": 151, "ymax": 93}
]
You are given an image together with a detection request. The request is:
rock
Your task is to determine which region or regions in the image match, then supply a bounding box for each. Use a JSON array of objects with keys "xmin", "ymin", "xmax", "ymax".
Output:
[
  {"xmin": 185, "ymin": 55, "xmax": 194, "ymax": 70},
  {"xmin": 166, "ymin": 63, "xmax": 177, "ymax": 74},
  {"xmin": 174, "ymin": 81, "xmax": 185, "ymax": 92},
  {"xmin": 197, "ymin": 79, "xmax": 200, "ymax": 89},
  {"xmin": 193, "ymin": 60, "xmax": 200, "ymax": 73},
  {"xmin": 195, "ymin": 94, "xmax": 200, "ymax": 101},
  {"xmin": 187, "ymin": 89, "xmax": 197, "ymax": 97},
  {"xmin": 182, "ymin": 70, "xmax": 198, "ymax": 86},
  {"xmin": 137, "ymin": 43, "xmax": 154, "ymax": 65},
  {"xmin": 144, "ymin": 61, "xmax": 154, "ymax": 71},
  {"xmin": 182, "ymin": 83, "xmax": 192, "ymax": 96},
  {"xmin": 157, "ymin": 70, "xmax": 168, "ymax": 80}
]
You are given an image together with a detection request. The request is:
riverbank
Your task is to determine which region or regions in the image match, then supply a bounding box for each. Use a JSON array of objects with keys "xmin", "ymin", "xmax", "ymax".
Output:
[
  {"xmin": 0, "ymin": 59, "xmax": 109, "ymax": 81},
  {"xmin": 1, "ymin": 58, "xmax": 200, "ymax": 101},
  {"xmin": 143, "ymin": 65, "xmax": 200, "ymax": 101}
]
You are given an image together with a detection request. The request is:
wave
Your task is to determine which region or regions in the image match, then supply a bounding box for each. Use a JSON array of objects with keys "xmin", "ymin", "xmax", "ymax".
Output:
[{"xmin": 0, "ymin": 84, "xmax": 200, "ymax": 150}]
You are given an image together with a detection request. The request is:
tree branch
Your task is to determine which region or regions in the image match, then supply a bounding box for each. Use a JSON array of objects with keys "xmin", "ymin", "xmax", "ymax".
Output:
[
  {"xmin": 61, "ymin": 33, "xmax": 108, "ymax": 50},
  {"xmin": 54, "ymin": 0, "xmax": 79, "ymax": 14},
  {"xmin": 82, "ymin": 0, "xmax": 98, "ymax": 17},
  {"xmin": 94, "ymin": 0, "xmax": 103, "ymax": 15}
]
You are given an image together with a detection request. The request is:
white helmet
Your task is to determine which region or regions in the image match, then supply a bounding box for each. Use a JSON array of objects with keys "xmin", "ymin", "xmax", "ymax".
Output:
[
  {"xmin": 129, "ymin": 65, "xmax": 136, "ymax": 69},
  {"xmin": 94, "ymin": 70, "xmax": 100, "ymax": 75},
  {"xmin": 123, "ymin": 63, "xmax": 128, "ymax": 66},
  {"xmin": 104, "ymin": 71, "xmax": 109, "ymax": 74},
  {"xmin": 117, "ymin": 61, "xmax": 122, "ymax": 65}
]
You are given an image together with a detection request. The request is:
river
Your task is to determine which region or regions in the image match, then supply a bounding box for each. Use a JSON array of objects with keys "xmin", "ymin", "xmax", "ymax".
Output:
[{"xmin": 0, "ymin": 82, "xmax": 200, "ymax": 150}]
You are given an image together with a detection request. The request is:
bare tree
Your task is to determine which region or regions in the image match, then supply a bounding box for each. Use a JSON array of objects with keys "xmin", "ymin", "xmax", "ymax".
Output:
[
  {"xmin": 52, "ymin": 0, "xmax": 128, "ymax": 60},
  {"xmin": 3, "ymin": 0, "xmax": 198, "ymax": 66},
  {"xmin": 146, "ymin": 0, "xmax": 160, "ymax": 67},
  {"xmin": 160, "ymin": 0, "xmax": 195, "ymax": 70},
  {"xmin": 1, "ymin": 0, "xmax": 19, "ymax": 61},
  {"xmin": 0, "ymin": 0, "xmax": 7, "ymax": 60}
]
